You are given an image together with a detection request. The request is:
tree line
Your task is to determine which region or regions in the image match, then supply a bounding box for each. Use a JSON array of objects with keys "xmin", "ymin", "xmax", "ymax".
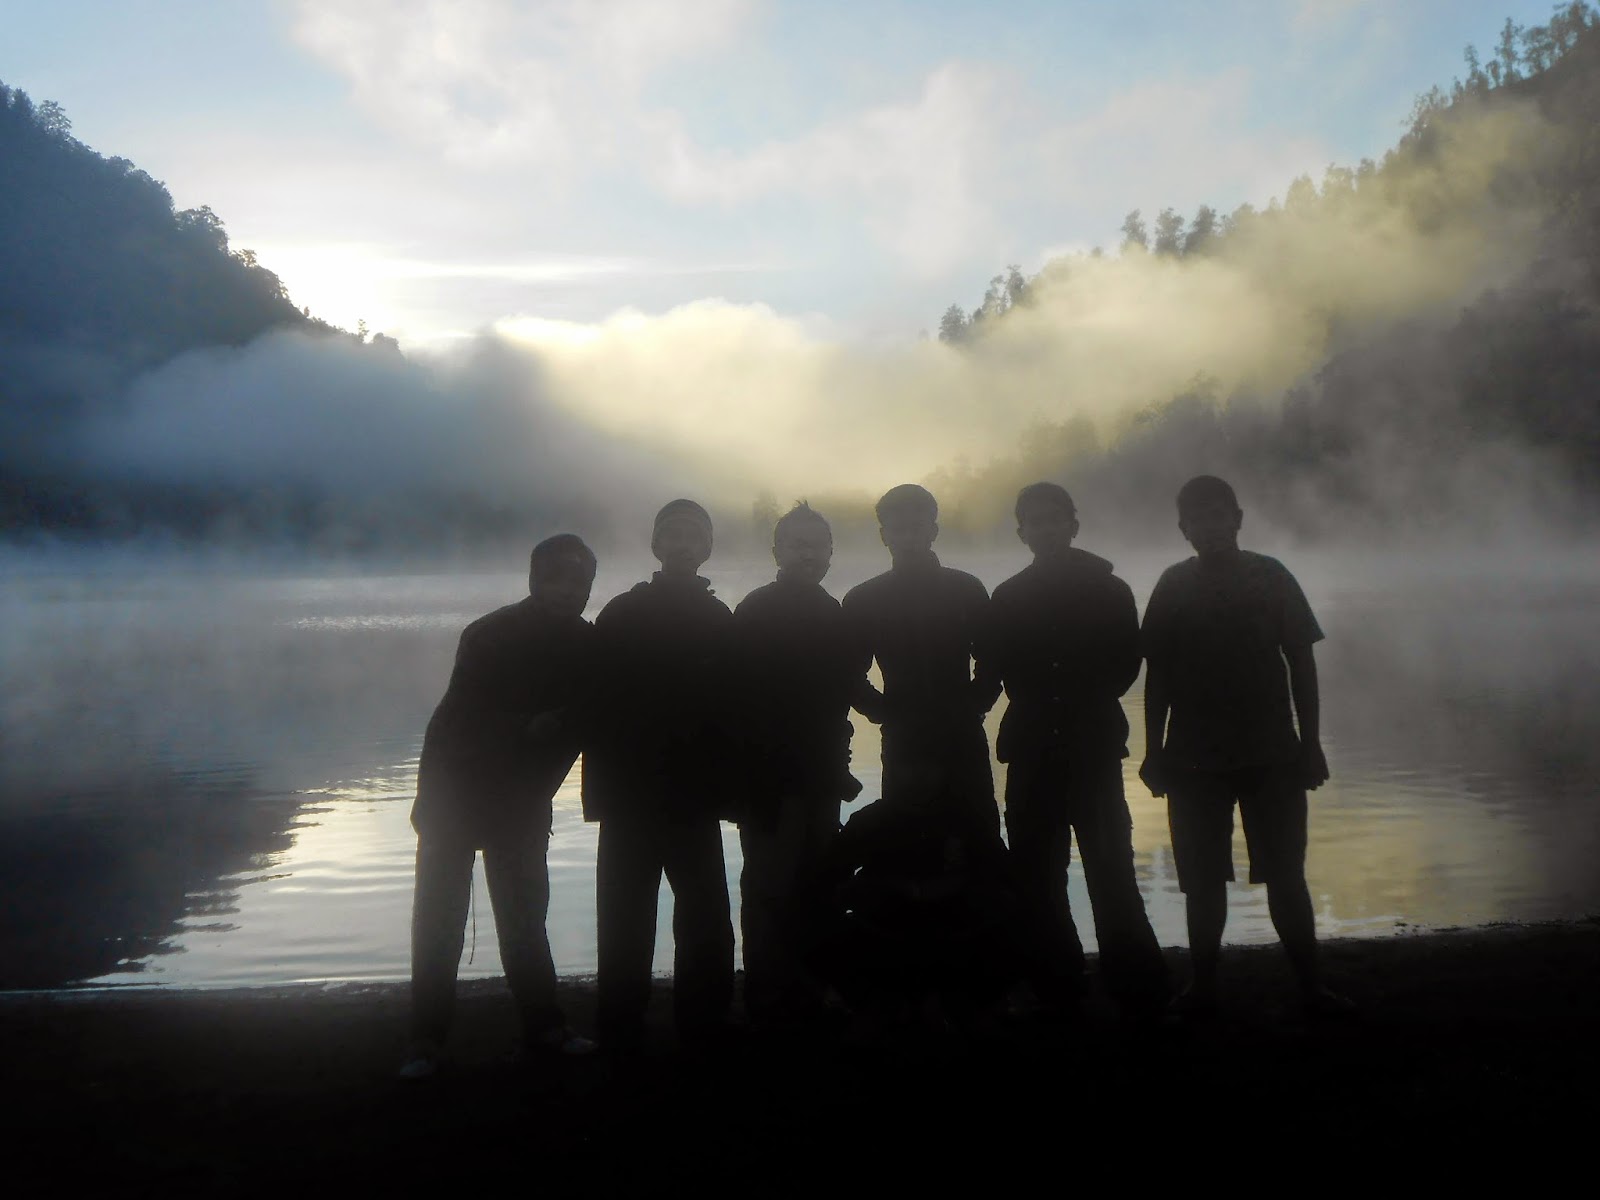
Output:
[
  {"xmin": 0, "ymin": 80, "xmax": 398, "ymax": 542},
  {"xmin": 929, "ymin": 3, "xmax": 1600, "ymax": 539}
]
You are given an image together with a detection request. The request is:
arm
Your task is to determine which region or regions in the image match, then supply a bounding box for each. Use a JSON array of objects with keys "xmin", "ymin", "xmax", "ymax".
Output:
[
  {"xmin": 1106, "ymin": 578, "xmax": 1142, "ymax": 698},
  {"xmin": 842, "ymin": 593, "xmax": 888, "ymax": 724},
  {"xmin": 1138, "ymin": 660, "xmax": 1172, "ymax": 797},
  {"xmin": 969, "ymin": 585, "xmax": 1003, "ymax": 715},
  {"xmin": 852, "ymin": 668, "xmax": 888, "ymax": 725},
  {"xmin": 1137, "ymin": 574, "xmax": 1172, "ymax": 796},
  {"xmin": 1284, "ymin": 644, "xmax": 1330, "ymax": 789},
  {"xmin": 429, "ymin": 623, "xmax": 529, "ymax": 755}
]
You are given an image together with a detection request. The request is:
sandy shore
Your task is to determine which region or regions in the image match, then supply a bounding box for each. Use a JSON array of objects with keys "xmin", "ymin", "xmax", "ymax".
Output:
[{"xmin": 6, "ymin": 921, "xmax": 1597, "ymax": 1190}]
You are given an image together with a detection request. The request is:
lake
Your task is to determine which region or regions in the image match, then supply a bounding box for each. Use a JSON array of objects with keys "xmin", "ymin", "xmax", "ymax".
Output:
[{"xmin": 3, "ymin": 545, "xmax": 1597, "ymax": 990}]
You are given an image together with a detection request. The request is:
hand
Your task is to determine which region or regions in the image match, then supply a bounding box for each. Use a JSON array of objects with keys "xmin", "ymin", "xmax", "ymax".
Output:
[
  {"xmin": 525, "ymin": 710, "xmax": 563, "ymax": 742},
  {"xmin": 1301, "ymin": 741, "xmax": 1330, "ymax": 790},
  {"xmin": 968, "ymin": 681, "xmax": 998, "ymax": 718},
  {"xmin": 1138, "ymin": 752, "xmax": 1169, "ymax": 798}
]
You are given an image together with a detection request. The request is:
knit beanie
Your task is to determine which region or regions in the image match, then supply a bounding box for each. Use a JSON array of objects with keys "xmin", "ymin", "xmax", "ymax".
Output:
[{"xmin": 652, "ymin": 498, "xmax": 713, "ymax": 547}]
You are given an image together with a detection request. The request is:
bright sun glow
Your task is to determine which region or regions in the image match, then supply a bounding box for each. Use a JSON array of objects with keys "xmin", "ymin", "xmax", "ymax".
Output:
[
  {"xmin": 247, "ymin": 242, "xmax": 398, "ymax": 337},
  {"xmin": 495, "ymin": 315, "xmax": 608, "ymax": 348}
]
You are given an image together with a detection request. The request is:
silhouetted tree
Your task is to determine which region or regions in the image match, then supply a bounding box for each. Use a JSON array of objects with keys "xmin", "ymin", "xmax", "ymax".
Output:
[
  {"xmin": 921, "ymin": 3, "xmax": 1600, "ymax": 539},
  {"xmin": 36, "ymin": 99, "xmax": 70, "ymax": 138},
  {"xmin": 0, "ymin": 79, "xmax": 344, "ymax": 538},
  {"xmin": 1120, "ymin": 209, "xmax": 1148, "ymax": 252},
  {"xmin": 1284, "ymin": 175, "xmax": 1317, "ymax": 216},
  {"xmin": 1497, "ymin": 18, "xmax": 1524, "ymax": 83},
  {"xmin": 1152, "ymin": 207, "xmax": 1185, "ymax": 255},
  {"xmin": 1183, "ymin": 205, "xmax": 1218, "ymax": 255},
  {"xmin": 938, "ymin": 303, "xmax": 970, "ymax": 344}
]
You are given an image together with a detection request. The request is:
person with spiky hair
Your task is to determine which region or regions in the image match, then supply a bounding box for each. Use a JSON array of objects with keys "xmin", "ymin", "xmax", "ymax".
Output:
[
  {"xmin": 732, "ymin": 501, "xmax": 861, "ymax": 1027},
  {"xmin": 583, "ymin": 499, "xmax": 737, "ymax": 1053},
  {"xmin": 842, "ymin": 484, "xmax": 1000, "ymax": 834},
  {"xmin": 1141, "ymin": 475, "xmax": 1349, "ymax": 1018},
  {"xmin": 401, "ymin": 534, "xmax": 599, "ymax": 1081},
  {"xmin": 978, "ymin": 483, "xmax": 1168, "ymax": 1018}
]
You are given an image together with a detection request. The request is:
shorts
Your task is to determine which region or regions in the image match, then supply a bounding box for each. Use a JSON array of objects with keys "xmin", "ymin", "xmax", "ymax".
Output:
[{"xmin": 1166, "ymin": 764, "xmax": 1307, "ymax": 892}]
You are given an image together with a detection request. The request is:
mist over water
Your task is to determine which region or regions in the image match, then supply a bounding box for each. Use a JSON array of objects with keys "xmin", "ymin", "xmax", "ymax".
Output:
[
  {"xmin": 25, "ymin": 81, "xmax": 1584, "ymax": 556},
  {"xmin": 6, "ymin": 18, "xmax": 1600, "ymax": 989},
  {"xmin": 4, "ymin": 545, "xmax": 1597, "ymax": 990}
]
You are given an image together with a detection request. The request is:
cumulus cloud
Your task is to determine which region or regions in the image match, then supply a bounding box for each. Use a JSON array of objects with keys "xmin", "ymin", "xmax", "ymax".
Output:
[
  {"xmin": 291, "ymin": 0, "xmax": 1001, "ymax": 273},
  {"xmin": 646, "ymin": 62, "xmax": 1003, "ymax": 275},
  {"xmin": 284, "ymin": 0, "xmax": 1464, "ymax": 289},
  {"xmin": 291, "ymin": 0, "xmax": 754, "ymax": 169},
  {"xmin": 1033, "ymin": 71, "xmax": 1332, "ymax": 226}
]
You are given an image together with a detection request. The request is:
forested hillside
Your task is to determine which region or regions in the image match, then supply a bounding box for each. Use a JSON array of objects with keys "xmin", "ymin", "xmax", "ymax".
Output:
[
  {"xmin": 5, "ymin": 6, "xmax": 1600, "ymax": 553},
  {"xmin": 0, "ymin": 82, "xmax": 339, "ymax": 535},
  {"xmin": 930, "ymin": 3, "xmax": 1600, "ymax": 538}
]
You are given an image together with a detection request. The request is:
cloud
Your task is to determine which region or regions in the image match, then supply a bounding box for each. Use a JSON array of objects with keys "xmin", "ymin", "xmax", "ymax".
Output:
[
  {"xmin": 67, "ymin": 88, "xmax": 1556, "ymax": 550},
  {"xmin": 291, "ymin": 0, "xmax": 755, "ymax": 169},
  {"xmin": 1293, "ymin": 0, "xmax": 1381, "ymax": 31},
  {"xmin": 292, "ymin": 0, "xmax": 999, "ymax": 273},
  {"xmin": 1032, "ymin": 71, "xmax": 1332, "ymax": 235},
  {"xmin": 647, "ymin": 63, "xmax": 1002, "ymax": 274},
  {"xmin": 71, "ymin": 328, "xmax": 703, "ymax": 550},
  {"xmin": 285, "ymin": 0, "xmax": 1426, "ymax": 283}
]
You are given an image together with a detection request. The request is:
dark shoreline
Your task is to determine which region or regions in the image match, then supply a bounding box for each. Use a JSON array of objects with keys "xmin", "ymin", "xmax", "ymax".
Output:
[{"xmin": 7, "ymin": 920, "xmax": 1598, "ymax": 1188}]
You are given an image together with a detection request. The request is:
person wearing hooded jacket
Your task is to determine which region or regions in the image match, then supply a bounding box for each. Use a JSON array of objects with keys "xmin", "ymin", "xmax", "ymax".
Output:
[
  {"xmin": 732, "ymin": 501, "xmax": 862, "ymax": 1026},
  {"xmin": 976, "ymin": 483, "xmax": 1169, "ymax": 1017},
  {"xmin": 582, "ymin": 498, "xmax": 737, "ymax": 1052}
]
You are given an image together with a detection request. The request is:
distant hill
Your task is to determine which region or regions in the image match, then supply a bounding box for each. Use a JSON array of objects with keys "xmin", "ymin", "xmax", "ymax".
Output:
[
  {"xmin": 7, "ymin": 9, "xmax": 1600, "ymax": 552},
  {"xmin": 0, "ymin": 81, "xmax": 342, "ymax": 535},
  {"xmin": 930, "ymin": 4, "xmax": 1600, "ymax": 538}
]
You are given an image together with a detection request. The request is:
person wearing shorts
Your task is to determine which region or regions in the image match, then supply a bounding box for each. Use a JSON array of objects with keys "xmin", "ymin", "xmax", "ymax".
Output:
[{"xmin": 1139, "ymin": 475, "xmax": 1349, "ymax": 1017}]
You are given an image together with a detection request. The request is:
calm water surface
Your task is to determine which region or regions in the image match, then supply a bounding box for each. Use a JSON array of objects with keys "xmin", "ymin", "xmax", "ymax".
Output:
[{"xmin": 2, "ymin": 548, "xmax": 1596, "ymax": 989}]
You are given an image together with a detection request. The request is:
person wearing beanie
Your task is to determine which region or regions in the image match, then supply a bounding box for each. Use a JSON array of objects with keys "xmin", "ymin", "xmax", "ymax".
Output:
[
  {"xmin": 582, "ymin": 499, "xmax": 737, "ymax": 1052},
  {"xmin": 731, "ymin": 502, "xmax": 861, "ymax": 1028}
]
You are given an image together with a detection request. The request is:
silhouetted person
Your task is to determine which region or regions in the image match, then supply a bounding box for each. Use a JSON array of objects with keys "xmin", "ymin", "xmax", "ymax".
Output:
[
  {"xmin": 842, "ymin": 484, "xmax": 1000, "ymax": 835},
  {"xmin": 978, "ymin": 483, "xmax": 1168, "ymax": 1016},
  {"xmin": 402, "ymin": 534, "xmax": 598, "ymax": 1080},
  {"xmin": 813, "ymin": 762, "xmax": 1023, "ymax": 1035},
  {"xmin": 1140, "ymin": 476, "xmax": 1349, "ymax": 1017},
  {"xmin": 733, "ymin": 502, "xmax": 861, "ymax": 1027},
  {"xmin": 583, "ymin": 499, "xmax": 736, "ymax": 1052}
]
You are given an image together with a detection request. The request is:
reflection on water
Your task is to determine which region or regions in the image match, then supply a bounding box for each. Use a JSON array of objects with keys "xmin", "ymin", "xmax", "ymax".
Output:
[
  {"xmin": 2, "ymin": 552, "xmax": 1597, "ymax": 989},
  {"xmin": 0, "ymin": 770, "xmax": 299, "ymax": 988}
]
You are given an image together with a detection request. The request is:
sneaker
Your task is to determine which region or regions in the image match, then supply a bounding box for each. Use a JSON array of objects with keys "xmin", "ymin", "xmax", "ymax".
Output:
[
  {"xmin": 533, "ymin": 1026, "xmax": 598, "ymax": 1056},
  {"xmin": 1301, "ymin": 985, "xmax": 1357, "ymax": 1019},
  {"xmin": 397, "ymin": 1043, "xmax": 440, "ymax": 1082},
  {"xmin": 1165, "ymin": 984, "xmax": 1218, "ymax": 1022}
]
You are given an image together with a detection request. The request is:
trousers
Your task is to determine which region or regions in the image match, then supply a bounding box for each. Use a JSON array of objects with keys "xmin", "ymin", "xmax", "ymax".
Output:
[
  {"xmin": 410, "ymin": 821, "xmax": 561, "ymax": 1045},
  {"xmin": 1003, "ymin": 751, "xmax": 1167, "ymax": 1010},
  {"xmin": 739, "ymin": 792, "xmax": 841, "ymax": 1021},
  {"xmin": 881, "ymin": 719, "xmax": 999, "ymax": 837},
  {"xmin": 596, "ymin": 810, "xmax": 734, "ymax": 1045}
]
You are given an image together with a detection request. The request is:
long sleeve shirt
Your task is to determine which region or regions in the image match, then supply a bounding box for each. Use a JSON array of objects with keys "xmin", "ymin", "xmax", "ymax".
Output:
[
  {"xmin": 411, "ymin": 598, "xmax": 594, "ymax": 843},
  {"xmin": 841, "ymin": 553, "xmax": 999, "ymax": 731},
  {"xmin": 976, "ymin": 547, "xmax": 1141, "ymax": 763},
  {"xmin": 580, "ymin": 573, "xmax": 735, "ymax": 823},
  {"xmin": 732, "ymin": 572, "xmax": 857, "ymax": 796}
]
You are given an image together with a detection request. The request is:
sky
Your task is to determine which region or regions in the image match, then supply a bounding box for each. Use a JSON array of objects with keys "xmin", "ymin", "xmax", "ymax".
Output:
[{"xmin": 2, "ymin": 0, "xmax": 1565, "ymax": 348}]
